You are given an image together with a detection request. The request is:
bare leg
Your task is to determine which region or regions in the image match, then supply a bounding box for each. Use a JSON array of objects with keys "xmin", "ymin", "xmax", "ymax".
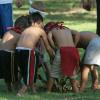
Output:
[
  {"xmin": 80, "ymin": 65, "xmax": 90, "ymax": 92},
  {"xmin": 30, "ymin": 82, "xmax": 37, "ymax": 93},
  {"xmin": 47, "ymin": 77, "xmax": 54, "ymax": 92},
  {"xmin": 70, "ymin": 79, "xmax": 79, "ymax": 93},
  {"xmin": 17, "ymin": 85, "xmax": 28, "ymax": 96},
  {"xmin": 91, "ymin": 66, "xmax": 99, "ymax": 90}
]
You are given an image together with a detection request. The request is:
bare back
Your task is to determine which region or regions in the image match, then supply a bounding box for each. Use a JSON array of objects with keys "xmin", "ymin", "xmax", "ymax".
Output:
[
  {"xmin": 0, "ymin": 30, "xmax": 20, "ymax": 50},
  {"xmin": 78, "ymin": 31, "xmax": 99, "ymax": 49},
  {"xmin": 51, "ymin": 28, "xmax": 75, "ymax": 48},
  {"xmin": 17, "ymin": 26, "xmax": 45, "ymax": 49}
]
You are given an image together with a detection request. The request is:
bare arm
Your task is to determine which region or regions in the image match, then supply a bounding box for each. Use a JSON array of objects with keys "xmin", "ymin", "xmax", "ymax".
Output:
[
  {"xmin": 41, "ymin": 30, "xmax": 54, "ymax": 57},
  {"xmin": 48, "ymin": 32, "xmax": 56, "ymax": 49},
  {"xmin": 71, "ymin": 30, "xmax": 80, "ymax": 46},
  {"xmin": 40, "ymin": 38, "xmax": 45, "ymax": 54}
]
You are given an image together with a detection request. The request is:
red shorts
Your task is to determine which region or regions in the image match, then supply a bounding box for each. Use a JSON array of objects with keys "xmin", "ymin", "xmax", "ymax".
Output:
[{"xmin": 60, "ymin": 47, "xmax": 80, "ymax": 76}]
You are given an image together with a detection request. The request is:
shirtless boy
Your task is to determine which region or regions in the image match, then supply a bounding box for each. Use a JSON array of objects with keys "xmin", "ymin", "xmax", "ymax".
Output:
[
  {"xmin": 0, "ymin": 15, "xmax": 30, "ymax": 91},
  {"xmin": 71, "ymin": 30, "xmax": 100, "ymax": 91},
  {"xmin": 15, "ymin": 12, "xmax": 54, "ymax": 96},
  {"xmin": 44, "ymin": 22, "xmax": 80, "ymax": 93}
]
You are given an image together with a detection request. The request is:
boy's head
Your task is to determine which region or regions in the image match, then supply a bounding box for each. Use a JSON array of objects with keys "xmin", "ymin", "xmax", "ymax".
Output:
[
  {"xmin": 14, "ymin": 15, "xmax": 31, "ymax": 32},
  {"xmin": 44, "ymin": 22, "xmax": 64, "ymax": 34},
  {"xmin": 44, "ymin": 22, "xmax": 55, "ymax": 34},
  {"xmin": 29, "ymin": 12, "xmax": 44, "ymax": 28}
]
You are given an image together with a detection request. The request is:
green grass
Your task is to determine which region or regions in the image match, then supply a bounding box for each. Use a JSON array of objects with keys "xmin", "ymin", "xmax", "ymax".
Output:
[
  {"xmin": 0, "ymin": 81, "xmax": 100, "ymax": 100},
  {"xmin": 0, "ymin": 0, "xmax": 99, "ymax": 100},
  {"xmin": 13, "ymin": 0, "xmax": 96, "ymax": 32}
]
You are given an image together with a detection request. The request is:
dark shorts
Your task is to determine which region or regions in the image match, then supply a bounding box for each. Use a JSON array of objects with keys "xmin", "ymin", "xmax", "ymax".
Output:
[
  {"xmin": 0, "ymin": 50, "xmax": 18, "ymax": 83},
  {"xmin": 15, "ymin": 48, "xmax": 36, "ymax": 85}
]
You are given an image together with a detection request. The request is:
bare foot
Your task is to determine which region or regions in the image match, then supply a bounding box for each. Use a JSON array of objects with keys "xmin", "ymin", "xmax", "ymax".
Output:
[
  {"xmin": 71, "ymin": 80, "xmax": 79, "ymax": 93},
  {"xmin": 72, "ymin": 85, "xmax": 79, "ymax": 93},
  {"xmin": 17, "ymin": 85, "xmax": 28, "ymax": 96},
  {"xmin": 92, "ymin": 83, "xmax": 100, "ymax": 90},
  {"xmin": 79, "ymin": 81, "xmax": 87, "ymax": 92},
  {"xmin": 31, "ymin": 85, "xmax": 37, "ymax": 93}
]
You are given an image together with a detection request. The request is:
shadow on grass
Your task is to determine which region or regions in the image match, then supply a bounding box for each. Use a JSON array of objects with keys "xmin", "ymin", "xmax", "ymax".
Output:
[
  {"xmin": 0, "ymin": 78, "xmax": 100, "ymax": 100},
  {"xmin": 44, "ymin": 0, "xmax": 81, "ymax": 12},
  {"xmin": 13, "ymin": 0, "xmax": 96, "ymax": 26},
  {"xmin": 0, "ymin": 88, "xmax": 100, "ymax": 100},
  {"xmin": 46, "ymin": 12, "xmax": 96, "ymax": 23}
]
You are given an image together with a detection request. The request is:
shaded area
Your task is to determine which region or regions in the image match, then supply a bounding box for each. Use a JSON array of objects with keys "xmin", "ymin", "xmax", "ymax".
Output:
[
  {"xmin": 46, "ymin": 12, "xmax": 96, "ymax": 23},
  {"xmin": 0, "ymin": 83, "xmax": 100, "ymax": 100}
]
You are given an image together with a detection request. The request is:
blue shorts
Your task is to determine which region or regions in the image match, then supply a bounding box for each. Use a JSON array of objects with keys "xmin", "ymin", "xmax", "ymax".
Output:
[{"xmin": 0, "ymin": 3, "xmax": 13, "ymax": 38}]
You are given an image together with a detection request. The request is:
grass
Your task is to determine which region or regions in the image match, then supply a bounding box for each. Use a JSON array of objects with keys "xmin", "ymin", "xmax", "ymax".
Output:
[
  {"xmin": 13, "ymin": 0, "xmax": 96, "ymax": 31},
  {"xmin": 0, "ymin": 82, "xmax": 100, "ymax": 100},
  {"xmin": 0, "ymin": 0, "xmax": 99, "ymax": 100}
]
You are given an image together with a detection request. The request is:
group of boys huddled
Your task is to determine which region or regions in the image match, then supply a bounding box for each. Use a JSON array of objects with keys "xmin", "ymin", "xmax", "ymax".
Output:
[
  {"xmin": 0, "ymin": 12, "xmax": 53, "ymax": 96},
  {"xmin": 0, "ymin": 2, "xmax": 100, "ymax": 97}
]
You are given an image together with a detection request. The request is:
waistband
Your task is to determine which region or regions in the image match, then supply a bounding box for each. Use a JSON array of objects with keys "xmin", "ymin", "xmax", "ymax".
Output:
[{"xmin": 16, "ymin": 47, "xmax": 32, "ymax": 50}]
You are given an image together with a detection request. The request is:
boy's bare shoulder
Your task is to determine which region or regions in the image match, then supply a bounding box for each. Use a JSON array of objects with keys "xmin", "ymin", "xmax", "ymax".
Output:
[
  {"xmin": 3, "ymin": 30, "xmax": 16, "ymax": 38},
  {"xmin": 22, "ymin": 26, "xmax": 46, "ymax": 36},
  {"xmin": 4, "ymin": 30, "xmax": 12, "ymax": 35},
  {"xmin": 25, "ymin": 26, "xmax": 44, "ymax": 32}
]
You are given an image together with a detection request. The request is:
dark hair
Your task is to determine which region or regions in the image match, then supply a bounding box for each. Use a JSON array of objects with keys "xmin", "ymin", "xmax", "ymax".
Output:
[
  {"xmin": 29, "ymin": 12, "xmax": 43, "ymax": 24},
  {"xmin": 14, "ymin": 15, "xmax": 31, "ymax": 31},
  {"xmin": 44, "ymin": 22, "xmax": 65, "ymax": 33}
]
